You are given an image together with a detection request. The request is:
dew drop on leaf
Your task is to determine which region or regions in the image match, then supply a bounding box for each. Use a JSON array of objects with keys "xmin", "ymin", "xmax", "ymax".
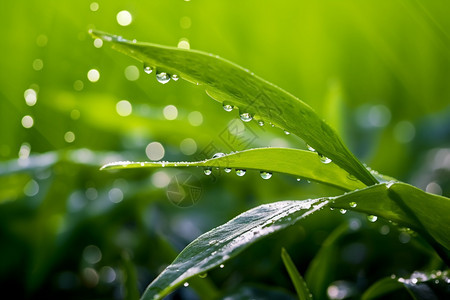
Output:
[
  {"xmin": 236, "ymin": 169, "xmax": 246, "ymax": 176},
  {"xmin": 319, "ymin": 154, "xmax": 332, "ymax": 164},
  {"xmin": 307, "ymin": 145, "xmax": 316, "ymax": 152},
  {"xmin": 223, "ymin": 103, "xmax": 233, "ymax": 112},
  {"xmin": 367, "ymin": 215, "xmax": 378, "ymax": 222},
  {"xmin": 212, "ymin": 152, "xmax": 225, "ymax": 159},
  {"xmin": 340, "ymin": 209, "xmax": 347, "ymax": 214},
  {"xmin": 204, "ymin": 167, "xmax": 212, "ymax": 175},
  {"xmin": 239, "ymin": 112, "xmax": 252, "ymax": 122},
  {"xmin": 143, "ymin": 64, "xmax": 153, "ymax": 74},
  {"xmin": 349, "ymin": 202, "xmax": 357, "ymax": 208},
  {"xmin": 224, "ymin": 167, "xmax": 231, "ymax": 173},
  {"xmin": 260, "ymin": 171, "xmax": 272, "ymax": 180},
  {"xmin": 258, "ymin": 120, "xmax": 264, "ymax": 126},
  {"xmin": 296, "ymin": 178, "xmax": 301, "ymax": 182},
  {"xmin": 171, "ymin": 74, "xmax": 179, "ymax": 81},
  {"xmin": 156, "ymin": 71, "xmax": 170, "ymax": 84},
  {"xmin": 284, "ymin": 130, "xmax": 290, "ymax": 135},
  {"xmin": 219, "ymin": 264, "xmax": 225, "ymax": 269},
  {"xmin": 183, "ymin": 282, "xmax": 189, "ymax": 287}
]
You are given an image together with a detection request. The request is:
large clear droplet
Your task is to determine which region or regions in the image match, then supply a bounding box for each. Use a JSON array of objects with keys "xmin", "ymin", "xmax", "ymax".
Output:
[
  {"xmin": 223, "ymin": 103, "xmax": 233, "ymax": 112},
  {"xmin": 367, "ymin": 215, "xmax": 378, "ymax": 222},
  {"xmin": 204, "ymin": 167, "xmax": 212, "ymax": 175},
  {"xmin": 349, "ymin": 202, "xmax": 357, "ymax": 208},
  {"xmin": 260, "ymin": 171, "xmax": 272, "ymax": 180},
  {"xmin": 236, "ymin": 169, "xmax": 246, "ymax": 176},
  {"xmin": 156, "ymin": 71, "xmax": 170, "ymax": 84},
  {"xmin": 212, "ymin": 152, "xmax": 225, "ymax": 159},
  {"xmin": 319, "ymin": 155, "xmax": 332, "ymax": 164},
  {"xmin": 239, "ymin": 112, "xmax": 253, "ymax": 122},
  {"xmin": 143, "ymin": 64, "xmax": 153, "ymax": 74},
  {"xmin": 171, "ymin": 74, "xmax": 179, "ymax": 81}
]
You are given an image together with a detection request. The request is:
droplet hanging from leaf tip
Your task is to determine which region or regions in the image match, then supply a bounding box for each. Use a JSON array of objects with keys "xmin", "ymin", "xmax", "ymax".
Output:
[
  {"xmin": 260, "ymin": 171, "xmax": 272, "ymax": 179},
  {"xmin": 204, "ymin": 167, "xmax": 212, "ymax": 175},
  {"xmin": 236, "ymin": 169, "xmax": 246, "ymax": 176}
]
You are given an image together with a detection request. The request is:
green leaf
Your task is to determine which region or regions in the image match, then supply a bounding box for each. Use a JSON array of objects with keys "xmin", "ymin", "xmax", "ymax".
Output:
[
  {"xmin": 140, "ymin": 198, "xmax": 329, "ymax": 300},
  {"xmin": 281, "ymin": 248, "xmax": 313, "ymax": 300},
  {"xmin": 101, "ymin": 147, "xmax": 366, "ymax": 191},
  {"xmin": 90, "ymin": 30, "xmax": 378, "ymax": 187},
  {"xmin": 139, "ymin": 183, "xmax": 449, "ymax": 299}
]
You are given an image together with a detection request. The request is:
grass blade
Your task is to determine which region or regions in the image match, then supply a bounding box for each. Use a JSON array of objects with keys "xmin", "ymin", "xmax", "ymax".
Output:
[
  {"xmin": 281, "ymin": 248, "xmax": 313, "ymax": 300},
  {"xmin": 90, "ymin": 30, "xmax": 377, "ymax": 187},
  {"xmin": 101, "ymin": 147, "xmax": 367, "ymax": 191}
]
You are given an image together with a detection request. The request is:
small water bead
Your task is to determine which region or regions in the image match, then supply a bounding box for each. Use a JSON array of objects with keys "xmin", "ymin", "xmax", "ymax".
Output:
[
  {"xmin": 258, "ymin": 120, "xmax": 264, "ymax": 126},
  {"xmin": 143, "ymin": 64, "xmax": 153, "ymax": 74},
  {"xmin": 183, "ymin": 282, "xmax": 189, "ymax": 287},
  {"xmin": 239, "ymin": 112, "xmax": 253, "ymax": 122},
  {"xmin": 284, "ymin": 130, "xmax": 290, "ymax": 135},
  {"xmin": 319, "ymin": 155, "xmax": 332, "ymax": 164},
  {"xmin": 340, "ymin": 209, "xmax": 347, "ymax": 214},
  {"xmin": 236, "ymin": 169, "xmax": 246, "ymax": 176},
  {"xmin": 212, "ymin": 152, "xmax": 225, "ymax": 159},
  {"xmin": 219, "ymin": 264, "xmax": 224, "ymax": 269},
  {"xmin": 171, "ymin": 74, "xmax": 179, "ymax": 81},
  {"xmin": 349, "ymin": 202, "xmax": 357, "ymax": 208},
  {"xmin": 204, "ymin": 167, "xmax": 212, "ymax": 175},
  {"xmin": 367, "ymin": 215, "xmax": 378, "ymax": 222},
  {"xmin": 156, "ymin": 71, "xmax": 170, "ymax": 84},
  {"xmin": 307, "ymin": 145, "xmax": 316, "ymax": 152},
  {"xmin": 224, "ymin": 168, "xmax": 231, "ymax": 173},
  {"xmin": 222, "ymin": 104, "xmax": 233, "ymax": 112},
  {"xmin": 260, "ymin": 171, "xmax": 272, "ymax": 180},
  {"xmin": 296, "ymin": 178, "xmax": 301, "ymax": 182}
]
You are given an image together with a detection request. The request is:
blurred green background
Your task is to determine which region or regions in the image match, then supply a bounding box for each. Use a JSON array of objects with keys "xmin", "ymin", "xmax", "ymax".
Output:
[{"xmin": 0, "ymin": 1, "xmax": 449, "ymax": 299}]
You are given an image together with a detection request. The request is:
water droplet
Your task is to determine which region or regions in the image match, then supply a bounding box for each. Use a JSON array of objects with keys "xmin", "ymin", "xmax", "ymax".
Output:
[
  {"xmin": 224, "ymin": 168, "xmax": 231, "ymax": 173},
  {"xmin": 367, "ymin": 215, "xmax": 378, "ymax": 222},
  {"xmin": 296, "ymin": 178, "xmax": 301, "ymax": 182},
  {"xmin": 204, "ymin": 167, "xmax": 212, "ymax": 175},
  {"xmin": 183, "ymin": 282, "xmax": 189, "ymax": 287},
  {"xmin": 143, "ymin": 64, "xmax": 153, "ymax": 74},
  {"xmin": 239, "ymin": 112, "xmax": 253, "ymax": 122},
  {"xmin": 307, "ymin": 145, "xmax": 315, "ymax": 152},
  {"xmin": 156, "ymin": 71, "xmax": 170, "ymax": 84},
  {"xmin": 258, "ymin": 120, "xmax": 264, "ymax": 126},
  {"xmin": 284, "ymin": 130, "xmax": 290, "ymax": 135},
  {"xmin": 219, "ymin": 264, "xmax": 224, "ymax": 269},
  {"xmin": 171, "ymin": 74, "xmax": 179, "ymax": 81},
  {"xmin": 223, "ymin": 103, "xmax": 233, "ymax": 112},
  {"xmin": 198, "ymin": 273, "xmax": 207, "ymax": 278},
  {"xmin": 319, "ymin": 155, "xmax": 332, "ymax": 164},
  {"xmin": 260, "ymin": 171, "xmax": 272, "ymax": 180},
  {"xmin": 208, "ymin": 240, "xmax": 217, "ymax": 245},
  {"xmin": 349, "ymin": 202, "xmax": 357, "ymax": 208},
  {"xmin": 340, "ymin": 209, "xmax": 347, "ymax": 214},
  {"xmin": 212, "ymin": 152, "xmax": 225, "ymax": 159},
  {"xmin": 236, "ymin": 169, "xmax": 246, "ymax": 176}
]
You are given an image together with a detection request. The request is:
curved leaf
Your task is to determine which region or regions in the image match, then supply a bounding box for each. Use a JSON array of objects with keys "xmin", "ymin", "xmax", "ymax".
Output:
[
  {"xmin": 90, "ymin": 30, "xmax": 377, "ymax": 187},
  {"xmin": 140, "ymin": 198, "xmax": 329, "ymax": 300},
  {"xmin": 101, "ymin": 148, "xmax": 366, "ymax": 191}
]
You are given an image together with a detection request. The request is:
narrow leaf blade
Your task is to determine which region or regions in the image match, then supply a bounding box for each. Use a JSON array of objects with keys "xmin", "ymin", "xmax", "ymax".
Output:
[
  {"xmin": 281, "ymin": 248, "xmax": 313, "ymax": 300},
  {"xmin": 101, "ymin": 148, "xmax": 367, "ymax": 191}
]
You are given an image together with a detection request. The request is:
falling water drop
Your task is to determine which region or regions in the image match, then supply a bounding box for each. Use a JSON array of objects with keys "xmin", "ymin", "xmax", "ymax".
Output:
[
  {"xmin": 349, "ymin": 202, "xmax": 357, "ymax": 208},
  {"xmin": 260, "ymin": 171, "xmax": 272, "ymax": 180},
  {"xmin": 222, "ymin": 103, "xmax": 233, "ymax": 112},
  {"xmin": 156, "ymin": 71, "xmax": 170, "ymax": 84},
  {"xmin": 367, "ymin": 215, "xmax": 378, "ymax": 222},
  {"xmin": 143, "ymin": 64, "xmax": 153, "ymax": 74},
  {"xmin": 204, "ymin": 167, "xmax": 212, "ymax": 175},
  {"xmin": 236, "ymin": 169, "xmax": 246, "ymax": 176},
  {"xmin": 239, "ymin": 112, "xmax": 253, "ymax": 122}
]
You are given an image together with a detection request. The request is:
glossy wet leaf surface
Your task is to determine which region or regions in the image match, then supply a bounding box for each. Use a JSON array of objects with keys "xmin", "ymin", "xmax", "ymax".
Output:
[
  {"xmin": 90, "ymin": 30, "xmax": 377, "ymax": 187},
  {"xmin": 101, "ymin": 148, "xmax": 366, "ymax": 191}
]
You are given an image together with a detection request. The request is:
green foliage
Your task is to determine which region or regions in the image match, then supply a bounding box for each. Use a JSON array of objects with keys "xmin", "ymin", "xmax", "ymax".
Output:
[{"xmin": 281, "ymin": 248, "xmax": 313, "ymax": 300}]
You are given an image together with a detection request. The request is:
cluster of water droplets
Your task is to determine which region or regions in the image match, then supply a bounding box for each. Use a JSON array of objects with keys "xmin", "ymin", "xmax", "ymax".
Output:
[{"xmin": 143, "ymin": 64, "xmax": 179, "ymax": 84}]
